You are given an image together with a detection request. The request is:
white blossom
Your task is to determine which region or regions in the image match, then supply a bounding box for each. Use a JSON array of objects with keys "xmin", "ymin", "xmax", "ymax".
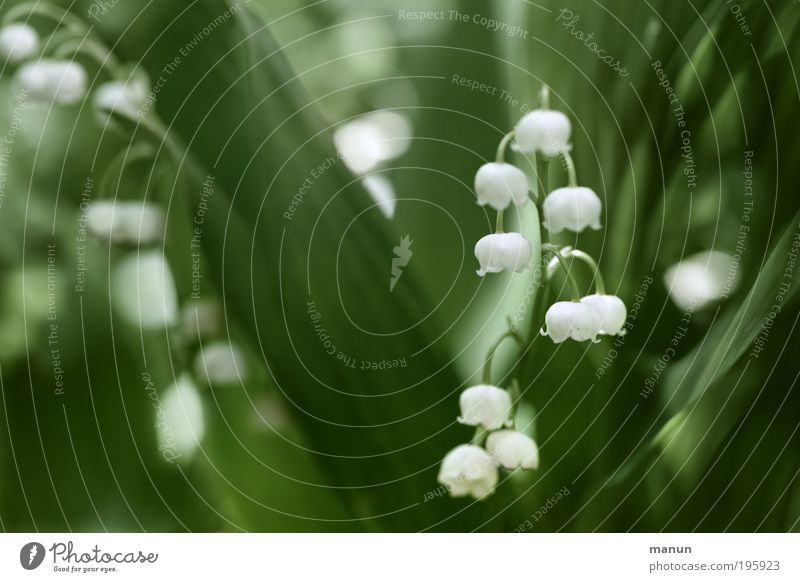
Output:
[
  {"xmin": 663, "ymin": 250, "xmax": 738, "ymax": 311},
  {"xmin": 86, "ymin": 200, "xmax": 165, "ymax": 246},
  {"xmin": 94, "ymin": 75, "xmax": 149, "ymax": 117},
  {"xmin": 437, "ymin": 444, "xmax": 499, "ymax": 499},
  {"xmin": 158, "ymin": 374, "xmax": 205, "ymax": 462},
  {"xmin": 112, "ymin": 251, "xmax": 178, "ymax": 329},
  {"xmin": 0, "ymin": 23, "xmax": 39, "ymax": 63},
  {"xmin": 181, "ymin": 300, "xmax": 222, "ymax": 343},
  {"xmin": 474, "ymin": 232, "xmax": 532, "ymax": 277},
  {"xmin": 474, "ymin": 162, "xmax": 529, "ymax": 210},
  {"xmin": 458, "ymin": 384, "xmax": 513, "ymax": 430},
  {"xmin": 15, "ymin": 59, "xmax": 87, "ymax": 104},
  {"xmin": 193, "ymin": 341, "xmax": 247, "ymax": 386},
  {"xmin": 361, "ymin": 174, "xmax": 396, "ymax": 219},
  {"xmin": 514, "ymin": 109, "xmax": 572, "ymax": 157},
  {"xmin": 541, "ymin": 300, "xmax": 602, "ymax": 343},
  {"xmin": 580, "ymin": 294, "xmax": 627, "ymax": 336},
  {"xmin": 334, "ymin": 110, "xmax": 411, "ymax": 175},
  {"xmin": 486, "ymin": 430, "xmax": 540, "ymax": 470},
  {"xmin": 542, "ymin": 186, "xmax": 602, "ymax": 234}
]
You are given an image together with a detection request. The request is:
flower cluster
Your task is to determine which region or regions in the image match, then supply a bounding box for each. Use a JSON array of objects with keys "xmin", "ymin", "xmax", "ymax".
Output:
[{"xmin": 438, "ymin": 86, "xmax": 628, "ymax": 501}]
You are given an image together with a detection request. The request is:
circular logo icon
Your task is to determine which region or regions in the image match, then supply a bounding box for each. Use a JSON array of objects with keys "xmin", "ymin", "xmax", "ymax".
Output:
[{"xmin": 19, "ymin": 542, "xmax": 45, "ymax": 570}]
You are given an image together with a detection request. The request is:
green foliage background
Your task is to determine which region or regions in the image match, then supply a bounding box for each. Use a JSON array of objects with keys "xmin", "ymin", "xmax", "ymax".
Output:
[{"xmin": 0, "ymin": 0, "xmax": 798, "ymax": 532}]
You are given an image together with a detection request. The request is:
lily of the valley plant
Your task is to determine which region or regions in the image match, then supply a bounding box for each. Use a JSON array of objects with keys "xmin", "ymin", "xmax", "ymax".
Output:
[{"xmin": 438, "ymin": 86, "xmax": 627, "ymax": 500}]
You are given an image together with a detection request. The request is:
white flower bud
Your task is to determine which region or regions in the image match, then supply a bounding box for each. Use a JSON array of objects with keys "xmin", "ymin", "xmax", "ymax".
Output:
[
  {"xmin": 542, "ymin": 186, "xmax": 602, "ymax": 234},
  {"xmin": 94, "ymin": 76, "xmax": 149, "ymax": 117},
  {"xmin": 334, "ymin": 110, "xmax": 412, "ymax": 175},
  {"xmin": 514, "ymin": 109, "xmax": 572, "ymax": 157},
  {"xmin": 437, "ymin": 444, "xmax": 499, "ymax": 499},
  {"xmin": 486, "ymin": 430, "xmax": 540, "ymax": 470},
  {"xmin": 580, "ymin": 294, "xmax": 627, "ymax": 336},
  {"xmin": 475, "ymin": 232, "xmax": 532, "ymax": 277},
  {"xmin": 15, "ymin": 59, "xmax": 87, "ymax": 105},
  {"xmin": 541, "ymin": 300, "xmax": 602, "ymax": 343},
  {"xmin": 664, "ymin": 250, "xmax": 738, "ymax": 311},
  {"xmin": 181, "ymin": 300, "xmax": 222, "ymax": 343},
  {"xmin": 361, "ymin": 174, "xmax": 396, "ymax": 219},
  {"xmin": 112, "ymin": 251, "xmax": 178, "ymax": 329},
  {"xmin": 87, "ymin": 200, "xmax": 165, "ymax": 246},
  {"xmin": 158, "ymin": 374, "xmax": 205, "ymax": 462},
  {"xmin": 474, "ymin": 162, "xmax": 529, "ymax": 210},
  {"xmin": 193, "ymin": 341, "xmax": 247, "ymax": 386},
  {"xmin": 0, "ymin": 24, "xmax": 39, "ymax": 63},
  {"xmin": 458, "ymin": 384, "xmax": 513, "ymax": 430}
]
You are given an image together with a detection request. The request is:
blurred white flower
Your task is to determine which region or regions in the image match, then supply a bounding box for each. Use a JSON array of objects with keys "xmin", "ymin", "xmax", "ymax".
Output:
[
  {"xmin": 334, "ymin": 110, "xmax": 411, "ymax": 175},
  {"xmin": 158, "ymin": 374, "xmax": 205, "ymax": 462},
  {"xmin": 0, "ymin": 23, "xmax": 39, "ymax": 63},
  {"xmin": 663, "ymin": 250, "xmax": 738, "ymax": 311},
  {"xmin": 181, "ymin": 300, "xmax": 222, "ymax": 343},
  {"xmin": 486, "ymin": 430, "xmax": 540, "ymax": 470},
  {"xmin": 361, "ymin": 174, "xmax": 396, "ymax": 219},
  {"xmin": 112, "ymin": 251, "xmax": 178, "ymax": 329},
  {"xmin": 543, "ymin": 186, "xmax": 602, "ymax": 234},
  {"xmin": 93, "ymin": 75, "xmax": 149, "ymax": 117},
  {"xmin": 193, "ymin": 341, "xmax": 247, "ymax": 386},
  {"xmin": 437, "ymin": 444, "xmax": 498, "ymax": 499},
  {"xmin": 475, "ymin": 232, "xmax": 532, "ymax": 276},
  {"xmin": 15, "ymin": 59, "xmax": 87, "ymax": 105},
  {"xmin": 87, "ymin": 200, "xmax": 165, "ymax": 245},
  {"xmin": 580, "ymin": 294, "xmax": 627, "ymax": 336},
  {"xmin": 474, "ymin": 162, "xmax": 529, "ymax": 210},
  {"xmin": 514, "ymin": 109, "xmax": 572, "ymax": 157},
  {"xmin": 458, "ymin": 384, "xmax": 513, "ymax": 430},
  {"xmin": 541, "ymin": 300, "xmax": 602, "ymax": 343}
]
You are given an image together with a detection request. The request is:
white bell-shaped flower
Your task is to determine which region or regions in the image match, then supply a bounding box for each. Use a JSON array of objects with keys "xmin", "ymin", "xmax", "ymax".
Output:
[
  {"xmin": 542, "ymin": 186, "xmax": 602, "ymax": 234},
  {"xmin": 580, "ymin": 294, "xmax": 627, "ymax": 336},
  {"xmin": 15, "ymin": 59, "xmax": 87, "ymax": 105},
  {"xmin": 541, "ymin": 300, "xmax": 602, "ymax": 343},
  {"xmin": 0, "ymin": 23, "xmax": 39, "ymax": 63},
  {"xmin": 474, "ymin": 162, "xmax": 529, "ymax": 210},
  {"xmin": 334, "ymin": 110, "xmax": 412, "ymax": 175},
  {"xmin": 437, "ymin": 444, "xmax": 499, "ymax": 499},
  {"xmin": 486, "ymin": 430, "xmax": 540, "ymax": 470},
  {"xmin": 664, "ymin": 250, "xmax": 737, "ymax": 311},
  {"xmin": 514, "ymin": 109, "xmax": 572, "ymax": 157},
  {"xmin": 94, "ymin": 76, "xmax": 149, "ymax": 117},
  {"xmin": 475, "ymin": 232, "xmax": 532, "ymax": 277},
  {"xmin": 193, "ymin": 341, "xmax": 247, "ymax": 386},
  {"xmin": 112, "ymin": 251, "xmax": 178, "ymax": 329},
  {"xmin": 458, "ymin": 384, "xmax": 513, "ymax": 430},
  {"xmin": 157, "ymin": 374, "xmax": 205, "ymax": 462},
  {"xmin": 87, "ymin": 200, "xmax": 165, "ymax": 245}
]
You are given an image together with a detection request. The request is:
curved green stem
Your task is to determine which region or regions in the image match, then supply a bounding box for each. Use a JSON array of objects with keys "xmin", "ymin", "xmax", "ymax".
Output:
[
  {"xmin": 569, "ymin": 249, "xmax": 606, "ymax": 295},
  {"xmin": 97, "ymin": 142, "xmax": 157, "ymax": 201},
  {"xmin": 52, "ymin": 37, "xmax": 122, "ymax": 75},
  {"xmin": 495, "ymin": 209, "xmax": 504, "ymax": 234},
  {"xmin": 561, "ymin": 151, "xmax": 578, "ymax": 187},
  {"xmin": 482, "ymin": 330, "xmax": 524, "ymax": 385},
  {"xmin": 471, "ymin": 426, "xmax": 487, "ymax": 446},
  {"xmin": 495, "ymin": 130, "xmax": 515, "ymax": 163},
  {"xmin": 543, "ymin": 245, "xmax": 582, "ymax": 301},
  {"xmin": 538, "ymin": 84, "xmax": 550, "ymax": 110}
]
